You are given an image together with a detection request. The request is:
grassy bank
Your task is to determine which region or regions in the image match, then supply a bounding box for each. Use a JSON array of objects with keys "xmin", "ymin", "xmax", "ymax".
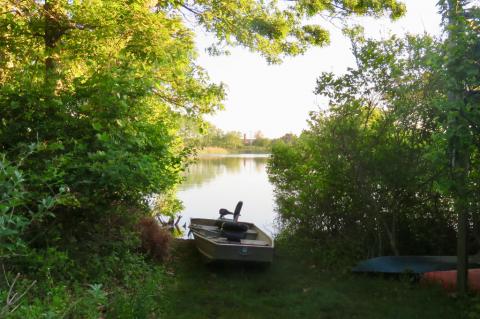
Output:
[
  {"xmin": 7, "ymin": 237, "xmax": 474, "ymax": 318},
  {"xmin": 199, "ymin": 147, "xmax": 230, "ymax": 154},
  {"xmin": 164, "ymin": 239, "xmax": 471, "ymax": 319},
  {"xmin": 199, "ymin": 146, "xmax": 270, "ymax": 155}
]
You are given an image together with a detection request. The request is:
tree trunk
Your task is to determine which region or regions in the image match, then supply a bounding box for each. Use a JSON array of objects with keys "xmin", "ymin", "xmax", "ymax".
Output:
[
  {"xmin": 383, "ymin": 215, "xmax": 399, "ymax": 256},
  {"xmin": 446, "ymin": 0, "xmax": 470, "ymax": 295},
  {"xmin": 454, "ymin": 145, "xmax": 469, "ymax": 294},
  {"xmin": 44, "ymin": 0, "xmax": 64, "ymax": 92}
]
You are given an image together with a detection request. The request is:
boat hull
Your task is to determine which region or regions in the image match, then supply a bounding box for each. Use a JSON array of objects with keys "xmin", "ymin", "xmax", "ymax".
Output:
[{"xmin": 190, "ymin": 218, "xmax": 274, "ymax": 263}]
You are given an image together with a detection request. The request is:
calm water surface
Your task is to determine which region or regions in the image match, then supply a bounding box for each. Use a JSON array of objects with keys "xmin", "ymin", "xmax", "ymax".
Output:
[{"xmin": 177, "ymin": 154, "xmax": 277, "ymax": 237}]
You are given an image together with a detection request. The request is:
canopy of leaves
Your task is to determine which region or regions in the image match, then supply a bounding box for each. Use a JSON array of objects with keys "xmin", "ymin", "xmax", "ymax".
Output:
[{"xmin": 161, "ymin": 0, "xmax": 406, "ymax": 63}]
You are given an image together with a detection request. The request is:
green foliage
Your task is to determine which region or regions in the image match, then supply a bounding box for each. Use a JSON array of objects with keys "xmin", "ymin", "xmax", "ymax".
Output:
[
  {"xmin": 195, "ymin": 123, "xmax": 245, "ymax": 150},
  {"xmin": 271, "ymin": 133, "xmax": 298, "ymax": 147},
  {"xmin": 0, "ymin": 150, "xmax": 70, "ymax": 261},
  {"xmin": 151, "ymin": 188, "xmax": 184, "ymax": 219},
  {"xmin": 0, "ymin": 0, "xmax": 227, "ymax": 251},
  {"xmin": 193, "ymin": 123, "xmax": 273, "ymax": 152},
  {"xmin": 437, "ymin": 0, "xmax": 480, "ymax": 295},
  {"xmin": 0, "ymin": 250, "xmax": 167, "ymax": 318},
  {"xmin": 268, "ymin": 33, "xmax": 466, "ymax": 264},
  {"xmin": 0, "ymin": 156, "xmax": 30, "ymax": 259},
  {"xmin": 107, "ymin": 269, "xmax": 166, "ymax": 319},
  {"xmin": 164, "ymin": 0, "xmax": 405, "ymax": 63},
  {"xmin": 269, "ymin": 2, "xmax": 480, "ymax": 268}
]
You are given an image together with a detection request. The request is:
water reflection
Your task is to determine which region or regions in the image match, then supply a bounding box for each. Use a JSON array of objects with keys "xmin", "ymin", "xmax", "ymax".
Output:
[
  {"xmin": 177, "ymin": 154, "xmax": 276, "ymax": 237},
  {"xmin": 181, "ymin": 154, "xmax": 269, "ymax": 189}
]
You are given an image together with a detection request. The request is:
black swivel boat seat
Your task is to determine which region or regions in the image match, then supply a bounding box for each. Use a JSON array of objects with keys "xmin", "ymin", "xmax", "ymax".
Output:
[{"xmin": 216, "ymin": 201, "xmax": 248, "ymax": 241}]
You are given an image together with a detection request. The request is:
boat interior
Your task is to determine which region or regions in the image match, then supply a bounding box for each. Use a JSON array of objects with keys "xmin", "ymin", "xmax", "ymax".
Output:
[
  {"xmin": 190, "ymin": 219, "xmax": 272, "ymax": 247},
  {"xmin": 190, "ymin": 201, "xmax": 273, "ymax": 247}
]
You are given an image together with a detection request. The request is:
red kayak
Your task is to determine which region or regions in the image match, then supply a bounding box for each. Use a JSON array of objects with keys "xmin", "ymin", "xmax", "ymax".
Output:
[{"xmin": 422, "ymin": 269, "xmax": 480, "ymax": 292}]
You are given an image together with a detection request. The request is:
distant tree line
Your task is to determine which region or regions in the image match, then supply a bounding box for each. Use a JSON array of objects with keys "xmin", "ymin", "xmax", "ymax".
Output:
[
  {"xmin": 193, "ymin": 123, "xmax": 300, "ymax": 152},
  {"xmin": 199, "ymin": 125, "xmax": 246, "ymax": 150}
]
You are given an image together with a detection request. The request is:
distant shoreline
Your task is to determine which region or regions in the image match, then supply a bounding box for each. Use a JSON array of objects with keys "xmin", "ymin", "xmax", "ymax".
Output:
[{"xmin": 198, "ymin": 146, "xmax": 271, "ymax": 155}]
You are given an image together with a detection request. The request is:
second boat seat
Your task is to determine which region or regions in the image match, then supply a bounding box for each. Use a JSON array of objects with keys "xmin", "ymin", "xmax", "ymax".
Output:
[{"xmin": 220, "ymin": 221, "xmax": 249, "ymax": 242}]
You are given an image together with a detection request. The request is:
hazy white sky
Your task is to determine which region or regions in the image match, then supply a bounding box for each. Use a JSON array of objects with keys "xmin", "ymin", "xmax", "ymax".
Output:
[{"xmin": 195, "ymin": 0, "xmax": 443, "ymax": 138}]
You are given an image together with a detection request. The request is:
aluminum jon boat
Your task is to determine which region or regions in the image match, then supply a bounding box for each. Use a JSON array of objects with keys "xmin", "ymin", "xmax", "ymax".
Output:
[{"xmin": 189, "ymin": 201, "xmax": 274, "ymax": 263}]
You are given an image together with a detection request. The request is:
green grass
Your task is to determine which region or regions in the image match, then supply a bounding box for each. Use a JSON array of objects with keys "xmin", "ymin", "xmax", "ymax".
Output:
[
  {"xmin": 198, "ymin": 146, "xmax": 271, "ymax": 155},
  {"xmin": 199, "ymin": 147, "xmax": 231, "ymax": 154},
  {"xmin": 163, "ymin": 240, "xmax": 468, "ymax": 319}
]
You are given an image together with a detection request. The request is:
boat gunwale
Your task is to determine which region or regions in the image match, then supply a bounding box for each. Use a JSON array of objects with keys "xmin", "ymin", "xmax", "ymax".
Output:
[{"xmin": 190, "ymin": 218, "xmax": 274, "ymax": 248}]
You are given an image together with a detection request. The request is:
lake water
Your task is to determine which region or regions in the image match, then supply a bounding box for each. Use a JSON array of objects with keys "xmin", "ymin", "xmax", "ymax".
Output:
[{"xmin": 177, "ymin": 154, "xmax": 277, "ymax": 237}]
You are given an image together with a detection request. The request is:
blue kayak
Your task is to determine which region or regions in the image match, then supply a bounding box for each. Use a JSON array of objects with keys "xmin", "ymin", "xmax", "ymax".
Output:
[{"xmin": 352, "ymin": 256, "xmax": 480, "ymax": 274}]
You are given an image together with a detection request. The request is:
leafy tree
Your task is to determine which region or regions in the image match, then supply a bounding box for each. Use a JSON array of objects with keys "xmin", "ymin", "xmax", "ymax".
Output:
[
  {"xmin": 272, "ymin": 133, "xmax": 298, "ymax": 146},
  {"xmin": 269, "ymin": 33, "xmax": 460, "ymax": 265},
  {"xmin": 269, "ymin": 0, "xmax": 480, "ymax": 271},
  {"xmin": 253, "ymin": 131, "xmax": 271, "ymax": 147},
  {"xmin": 437, "ymin": 0, "xmax": 480, "ymax": 294},
  {"xmin": 221, "ymin": 131, "xmax": 244, "ymax": 149},
  {"xmin": 0, "ymin": 0, "xmax": 225, "ymax": 255},
  {"xmin": 196, "ymin": 122, "xmax": 225, "ymax": 148},
  {"xmin": 166, "ymin": 0, "xmax": 406, "ymax": 63}
]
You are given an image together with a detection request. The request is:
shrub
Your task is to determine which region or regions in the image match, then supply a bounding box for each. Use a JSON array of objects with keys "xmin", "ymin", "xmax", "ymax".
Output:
[
  {"xmin": 138, "ymin": 217, "xmax": 172, "ymax": 262},
  {"xmin": 0, "ymin": 154, "xmax": 30, "ymax": 259},
  {"xmin": 0, "ymin": 150, "xmax": 70, "ymax": 262},
  {"xmin": 106, "ymin": 267, "xmax": 166, "ymax": 319}
]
